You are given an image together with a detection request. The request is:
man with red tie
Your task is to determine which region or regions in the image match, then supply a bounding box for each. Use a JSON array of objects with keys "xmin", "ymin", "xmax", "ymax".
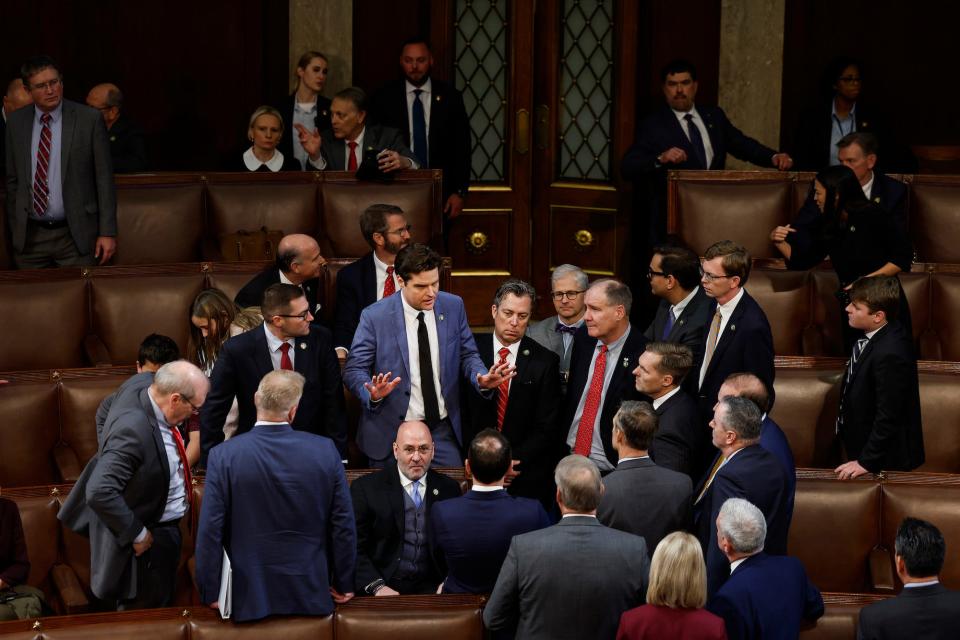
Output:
[{"xmin": 334, "ymin": 203, "xmax": 412, "ymax": 363}]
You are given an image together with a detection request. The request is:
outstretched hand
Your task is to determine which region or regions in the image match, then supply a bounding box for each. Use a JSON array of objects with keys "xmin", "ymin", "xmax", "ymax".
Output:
[
  {"xmin": 364, "ymin": 372, "xmax": 402, "ymax": 401},
  {"xmin": 294, "ymin": 123, "xmax": 322, "ymax": 160},
  {"xmin": 477, "ymin": 360, "xmax": 517, "ymax": 390}
]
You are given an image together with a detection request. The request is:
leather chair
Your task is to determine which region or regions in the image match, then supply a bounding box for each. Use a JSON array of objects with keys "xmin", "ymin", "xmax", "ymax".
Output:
[
  {"xmin": 204, "ymin": 261, "xmax": 274, "ymax": 306},
  {"xmin": 909, "ymin": 178, "xmax": 960, "ymax": 263},
  {"xmin": 190, "ymin": 609, "xmax": 334, "ymax": 639},
  {"xmin": 799, "ymin": 594, "xmax": 890, "ymax": 640},
  {"xmin": 335, "ymin": 596, "xmax": 484, "ymax": 640},
  {"xmin": 770, "ymin": 367, "xmax": 843, "ymax": 468},
  {"xmin": 114, "ymin": 181, "xmax": 205, "ymax": 265},
  {"xmin": 0, "ymin": 382, "xmax": 61, "ymax": 486},
  {"xmin": 928, "ymin": 272, "xmax": 960, "ymax": 361},
  {"xmin": 0, "ymin": 278, "xmax": 90, "ymax": 371},
  {"xmin": 916, "ymin": 372, "xmax": 960, "ymax": 473},
  {"xmin": 746, "ymin": 268, "xmax": 813, "ymax": 355},
  {"xmin": 56, "ymin": 375, "xmax": 128, "ymax": 481}
]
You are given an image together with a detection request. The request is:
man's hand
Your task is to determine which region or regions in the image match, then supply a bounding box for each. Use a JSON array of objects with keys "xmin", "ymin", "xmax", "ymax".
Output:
[
  {"xmin": 443, "ymin": 193, "xmax": 464, "ymax": 219},
  {"xmin": 834, "ymin": 460, "xmax": 869, "ymax": 480},
  {"xmin": 503, "ymin": 459, "xmax": 522, "ymax": 486},
  {"xmin": 769, "ymin": 225, "xmax": 795, "ymax": 243},
  {"xmin": 335, "ymin": 347, "xmax": 348, "ymax": 366},
  {"xmin": 293, "ymin": 123, "xmax": 322, "ymax": 160},
  {"xmin": 330, "ymin": 587, "xmax": 354, "ymax": 604},
  {"xmin": 658, "ymin": 147, "xmax": 687, "ymax": 164},
  {"xmin": 375, "ymin": 585, "xmax": 400, "ymax": 596},
  {"xmin": 132, "ymin": 529, "xmax": 153, "ymax": 556},
  {"xmin": 772, "ymin": 153, "xmax": 794, "ymax": 171},
  {"xmin": 477, "ymin": 361, "xmax": 517, "ymax": 390},
  {"xmin": 378, "ymin": 150, "xmax": 411, "ymax": 172},
  {"xmin": 208, "ymin": 601, "xmax": 219, "ymax": 610},
  {"xmin": 95, "ymin": 236, "xmax": 117, "ymax": 265},
  {"xmin": 363, "ymin": 372, "xmax": 402, "ymax": 401}
]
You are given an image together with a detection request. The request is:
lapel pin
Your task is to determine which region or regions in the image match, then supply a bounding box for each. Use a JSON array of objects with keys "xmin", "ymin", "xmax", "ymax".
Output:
[
  {"xmin": 729, "ymin": 324, "xmax": 736, "ymax": 332},
  {"xmin": 850, "ymin": 226, "xmax": 856, "ymax": 232},
  {"xmin": 436, "ymin": 95, "xmax": 442, "ymax": 102},
  {"xmin": 862, "ymin": 121, "xmax": 869, "ymax": 128},
  {"xmin": 439, "ymin": 313, "xmax": 445, "ymax": 321},
  {"xmin": 679, "ymin": 319, "xmax": 686, "ymax": 326},
  {"xmin": 622, "ymin": 357, "xmax": 630, "ymax": 368},
  {"xmin": 299, "ymin": 342, "xmax": 307, "ymax": 350},
  {"xmin": 432, "ymin": 488, "xmax": 439, "ymax": 496},
  {"xmin": 522, "ymin": 349, "xmax": 530, "ymax": 356},
  {"xmin": 873, "ymin": 197, "xmax": 880, "ymax": 203}
]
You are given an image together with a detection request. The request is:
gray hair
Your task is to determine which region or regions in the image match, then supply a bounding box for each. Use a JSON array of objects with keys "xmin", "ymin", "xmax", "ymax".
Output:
[
  {"xmin": 153, "ymin": 360, "xmax": 208, "ymax": 400},
  {"xmin": 255, "ymin": 370, "xmax": 305, "ymax": 415},
  {"xmin": 493, "ymin": 278, "xmax": 536, "ymax": 307},
  {"xmin": 588, "ymin": 278, "xmax": 633, "ymax": 315},
  {"xmin": 554, "ymin": 455, "xmax": 602, "ymax": 512},
  {"xmin": 716, "ymin": 396, "xmax": 762, "ymax": 441},
  {"xmin": 717, "ymin": 498, "xmax": 766, "ymax": 554},
  {"xmin": 551, "ymin": 264, "xmax": 588, "ymax": 290}
]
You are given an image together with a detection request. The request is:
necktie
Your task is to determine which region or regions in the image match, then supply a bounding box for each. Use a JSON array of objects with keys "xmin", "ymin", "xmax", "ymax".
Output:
[
  {"xmin": 837, "ymin": 337, "xmax": 869, "ymax": 431},
  {"xmin": 662, "ymin": 307, "xmax": 677, "ymax": 340},
  {"xmin": 573, "ymin": 345, "xmax": 608, "ymax": 456},
  {"xmin": 169, "ymin": 425, "xmax": 194, "ymax": 523},
  {"xmin": 383, "ymin": 265, "xmax": 396, "ymax": 298},
  {"xmin": 411, "ymin": 479, "xmax": 423, "ymax": 508},
  {"xmin": 684, "ymin": 113, "xmax": 708, "ymax": 169},
  {"xmin": 347, "ymin": 140, "xmax": 358, "ymax": 171},
  {"xmin": 279, "ymin": 342, "xmax": 293, "ymax": 370},
  {"xmin": 496, "ymin": 347, "xmax": 511, "ymax": 431},
  {"xmin": 417, "ymin": 311, "xmax": 441, "ymax": 425},
  {"xmin": 701, "ymin": 309, "xmax": 723, "ymax": 378},
  {"xmin": 554, "ymin": 323, "xmax": 578, "ymax": 335},
  {"xmin": 412, "ymin": 88, "xmax": 428, "ymax": 167},
  {"xmin": 34, "ymin": 113, "xmax": 52, "ymax": 216},
  {"xmin": 695, "ymin": 454, "xmax": 725, "ymax": 504}
]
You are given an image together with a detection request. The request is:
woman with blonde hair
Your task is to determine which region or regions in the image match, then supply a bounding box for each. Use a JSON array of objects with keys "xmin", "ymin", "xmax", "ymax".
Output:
[
  {"xmin": 278, "ymin": 50, "xmax": 332, "ymax": 169},
  {"xmin": 233, "ymin": 105, "xmax": 301, "ymax": 172},
  {"xmin": 617, "ymin": 532, "xmax": 727, "ymax": 639}
]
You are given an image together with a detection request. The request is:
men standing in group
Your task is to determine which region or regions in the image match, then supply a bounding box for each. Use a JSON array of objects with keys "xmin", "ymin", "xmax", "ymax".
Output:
[
  {"xmin": 59, "ymin": 361, "xmax": 208, "ymax": 609},
  {"xmin": 350, "ymin": 421, "xmax": 461, "ymax": 596},
  {"xmin": 234, "ymin": 233, "xmax": 325, "ymax": 314},
  {"xmin": 644, "ymin": 244, "xmax": 711, "ymax": 353},
  {"xmin": 5, "ymin": 56, "xmax": 116, "ymax": 268},
  {"xmin": 333, "ymin": 203, "xmax": 412, "ymax": 363},
  {"xmin": 597, "ymin": 401, "xmax": 692, "ymax": 554},
  {"xmin": 196, "ymin": 371, "xmax": 356, "ymax": 622},
  {"xmin": 201, "ymin": 283, "xmax": 348, "ymax": 461},
  {"xmin": 466, "ymin": 279, "xmax": 561, "ymax": 505},
  {"xmin": 85, "ymin": 83, "xmax": 147, "ymax": 173},
  {"xmin": 527, "ymin": 264, "xmax": 588, "ymax": 391},
  {"xmin": 484, "ymin": 455, "xmax": 650, "ymax": 640},
  {"xmin": 370, "ymin": 38, "xmax": 471, "ymax": 222},
  {"xmin": 562, "ymin": 279, "xmax": 647, "ymax": 472},
  {"xmin": 1, "ymin": 78, "xmax": 33, "ymax": 175},
  {"xmin": 343, "ymin": 243, "xmax": 514, "ymax": 467}
]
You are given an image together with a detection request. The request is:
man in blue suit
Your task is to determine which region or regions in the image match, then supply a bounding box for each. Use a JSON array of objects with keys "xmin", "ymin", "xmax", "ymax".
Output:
[
  {"xmin": 431, "ymin": 429, "xmax": 550, "ymax": 594},
  {"xmin": 343, "ymin": 243, "xmax": 514, "ymax": 466},
  {"xmin": 707, "ymin": 498, "xmax": 823, "ymax": 639},
  {"xmin": 195, "ymin": 370, "xmax": 356, "ymax": 622}
]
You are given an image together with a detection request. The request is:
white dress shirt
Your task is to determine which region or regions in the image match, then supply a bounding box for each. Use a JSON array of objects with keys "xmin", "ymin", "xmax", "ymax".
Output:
[
  {"xmin": 672, "ymin": 106, "xmax": 715, "ymax": 168},
  {"xmin": 671, "ymin": 286, "xmax": 700, "ymax": 321},
  {"xmin": 398, "ymin": 466, "xmax": 427, "ymax": 503},
  {"xmin": 698, "ymin": 288, "xmax": 746, "ymax": 389},
  {"xmin": 401, "ymin": 293, "xmax": 447, "ymax": 421},
  {"xmin": 242, "ymin": 147, "xmax": 286, "ymax": 172},
  {"xmin": 135, "ymin": 392, "xmax": 188, "ymax": 543},
  {"xmin": 263, "ymin": 323, "xmax": 296, "ymax": 370},
  {"xmin": 652, "ymin": 385, "xmax": 682, "ymax": 411},
  {"xmin": 406, "ymin": 78, "xmax": 433, "ymax": 144}
]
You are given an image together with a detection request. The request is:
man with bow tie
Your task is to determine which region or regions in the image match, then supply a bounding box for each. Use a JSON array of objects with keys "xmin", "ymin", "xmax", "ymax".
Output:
[{"xmin": 527, "ymin": 264, "xmax": 588, "ymax": 393}]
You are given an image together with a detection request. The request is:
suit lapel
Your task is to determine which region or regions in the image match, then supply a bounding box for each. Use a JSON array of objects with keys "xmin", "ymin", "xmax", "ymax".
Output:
[
  {"xmin": 386, "ymin": 465, "xmax": 405, "ymax": 534},
  {"xmin": 362, "ymin": 253, "xmax": 378, "ymax": 307},
  {"xmin": 434, "ymin": 296, "xmax": 450, "ymax": 387},
  {"xmin": 476, "ymin": 333, "xmax": 494, "ymax": 368},
  {"xmin": 669, "ymin": 288, "xmax": 704, "ymax": 341},
  {"xmin": 253, "ymin": 324, "xmax": 277, "ymax": 376},
  {"xmin": 605, "ymin": 328, "xmax": 638, "ymax": 407},
  {"xmin": 848, "ymin": 325, "xmax": 886, "ymax": 386},
  {"xmin": 293, "ymin": 331, "xmax": 314, "ymax": 378},
  {"xmin": 60, "ymin": 101, "xmax": 75, "ymax": 176},
  {"xmin": 705, "ymin": 294, "xmax": 747, "ymax": 380},
  {"xmin": 701, "ymin": 109, "xmax": 720, "ymax": 169},
  {"xmin": 139, "ymin": 387, "xmax": 170, "ymax": 489},
  {"xmin": 17, "ymin": 110, "xmax": 34, "ymax": 185},
  {"xmin": 392, "ymin": 295, "xmax": 412, "ymax": 381}
]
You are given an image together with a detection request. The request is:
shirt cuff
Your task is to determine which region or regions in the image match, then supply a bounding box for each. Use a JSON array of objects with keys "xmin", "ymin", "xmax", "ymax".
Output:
[
  {"xmin": 308, "ymin": 156, "xmax": 327, "ymax": 170},
  {"xmin": 134, "ymin": 527, "xmax": 148, "ymax": 544}
]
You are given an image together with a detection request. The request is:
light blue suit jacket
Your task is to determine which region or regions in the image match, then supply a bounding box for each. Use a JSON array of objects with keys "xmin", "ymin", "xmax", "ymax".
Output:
[{"xmin": 343, "ymin": 291, "xmax": 487, "ymax": 460}]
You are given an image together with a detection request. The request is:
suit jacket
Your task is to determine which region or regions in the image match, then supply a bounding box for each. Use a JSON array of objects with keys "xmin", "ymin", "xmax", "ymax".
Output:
[
  {"xmin": 760, "ymin": 416, "xmax": 796, "ymax": 530},
  {"xmin": 643, "ymin": 287, "xmax": 712, "ymax": 353},
  {"xmin": 195, "ymin": 424, "xmax": 356, "ymax": 622},
  {"xmin": 333, "ymin": 252, "xmax": 377, "ymax": 351},
  {"xmin": 597, "ymin": 457, "xmax": 692, "ymax": 554},
  {"xmin": 5, "ymin": 99, "xmax": 117, "ymax": 254},
  {"xmin": 233, "ymin": 267, "xmax": 321, "ymax": 314},
  {"xmin": 707, "ymin": 553, "xmax": 824, "ymax": 640},
  {"xmin": 857, "ymin": 582, "xmax": 960, "ymax": 640},
  {"xmin": 526, "ymin": 315, "xmax": 580, "ymax": 390},
  {"xmin": 483, "ymin": 515, "xmax": 650, "ymax": 640},
  {"xmin": 350, "ymin": 463, "xmax": 460, "ymax": 592},
  {"xmin": 650, "ymin": 388, "xmax": 707, "ymax": 479},
  {"xmin": 107, "ymin": 113, "xmax": 147, "ymax": 173},
  {"xmin": 200, "ymin": 323, "xmax": 347, "ymax": 460},
  {"xmin": 561, "ymin": 325, "xmax": 648, "ymax": 466},
  {"xmin": 369, "ymin": 78, "xmax": 471, "ymax": 199},
  {"xmin": 617, "ymin": 605, "xmax": 727, "ymax": 640},
  {"xmin": 464, "ymin": 334, "xmax": 562, "ymax": 502},
  {"xmin": 694, "ymin": 444, "xmax": 791, "ymax": 597},
  {"xmin": 430, "ymin": 489, "xmax": 550, "ymax": 594},
  {"xmin": 95, "ymin": 371, "xmax": 155, "ymax": 447},
  {"xmin": 276, "ymin": 93, "xmax": 332, "ymax": 166},
  {"xmin": 58, "ymin": 387, "xmax": 173, "ymax": 600},
  {"xmin": 342, "ymin": 291, "xmax": 488, "ymax": 461},
  {"xmin": 319, "ymin": 124, "xmax": 415, "ymax": 172},
  {"xmin": 838, "ymin": 321, "xmax": 924, "ymax": 472}
]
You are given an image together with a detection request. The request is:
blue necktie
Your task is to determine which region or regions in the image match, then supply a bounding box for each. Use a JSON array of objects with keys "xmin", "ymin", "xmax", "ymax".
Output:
[
  {"xmin": 411, "ymin": 480, "xmax": 423, "ymax": 508},
  {"xmin": 412, "ymin": 89, "xmax": 428, "ymax": 167},
  {"xmin": 684, "ymin": 113, "xmax": 708, "ymax": 169},
  {"xmin": 662, "ymin": 308, "xmax": 676, "ymax": 340}
]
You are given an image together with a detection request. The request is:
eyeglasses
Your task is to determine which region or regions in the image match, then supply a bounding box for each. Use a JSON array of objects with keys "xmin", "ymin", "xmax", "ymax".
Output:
[
  {"xmin": 400, "ymin": 444, "xmax": 433, "ymax": 456},
  {"xmin": 180, "ymin": 395, "xmax": 201, "ymax": 415},
  {"xmin": 647, "ymin": 268, "xmax": 668, "ymax": 279},
  {"xmin": 699, "ymin": 265, "xmax": 731, "ymax": 282},
  {"xmin": 385, "ymin": 224, "xmax": 413, "ymax": 236},
  {"xmin": 31, "ymin": 78, "xmax": 61, "ymax": 91},
  {"xmin": 837, "ymin": 76, "xmax": 861, "ymax": 84},
  {"xmin": 277, "ymin": 308, "xmax": 312, "ymax": 321},
  {"xmin": 551, "ymin": 290, "xmax": 585, "ymax": 301}
]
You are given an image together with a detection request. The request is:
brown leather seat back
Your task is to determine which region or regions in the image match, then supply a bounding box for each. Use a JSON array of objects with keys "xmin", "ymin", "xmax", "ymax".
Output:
[
  {"xmin": 810, "ymin": 270, "xmax": 844, "ymax": 357},
  {"xmin": 910, "ymin": 180, "xmax": 960, "ymax": 263},
  {"xmin": 900, "ymin": 271, "xmax": 929, "ymax": 345},
  {"xmin": 7, "ymin": 493, "xmax": 61, "ymax": 589},
  {"xmin": 799, "ymin": 598, "xmax": 880, "ymax": 639},
  {"xmin": 770, "ymin": 368, "xmax": 843, "ymax": 468},
  {"xmin": 789, "ymin": 478, "xmax": 880, "ymax": 592},
  {"xmin": 59, "ymin": 376, "xmax": 127, "ymax": 470},
  {"xmin": 929, "ymin": 272, "xmax": 960, "ymax": 361},
  {"xmin": 916, "ymin": 372, "xmax": 960, "ymax": 473},
  {"xmin": 0, "ymin": 278, "xmax": 89, "ymax": 370},
  {"xmin": 114, "ymin": 183, "xmax": 205, "ymax": 264},
  {"xmin": 746, "ymin": 269, "xmax": 811, "ymax": 355},
  {"xmin": 205, "ymin": 262, "xmax": 274, "ymax": 304},
  {"xmin": 334, "ymin": 597, "xmax": 484, "ymax": 640},
  {"xmin": 792, "ymin": 174, "xmax": 815, "ymax": 213},
  {"xmin": 0, "ymin": 200, "xmax": 11, "ymax": 270},
  {"xmin": 191, "ymin": 613, "xmax": 334, "ymax": 639},
  {"xmin": 0, "ymin": 382, "xmax": 60, "ymax": 486}
]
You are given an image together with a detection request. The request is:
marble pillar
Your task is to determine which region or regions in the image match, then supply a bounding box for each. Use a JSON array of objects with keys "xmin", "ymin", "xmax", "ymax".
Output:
[{"xmin": 289, "ymin": 0, "xmax": 353, "ymax": 95}]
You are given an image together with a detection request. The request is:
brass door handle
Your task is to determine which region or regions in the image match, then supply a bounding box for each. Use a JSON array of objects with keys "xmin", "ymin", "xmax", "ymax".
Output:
[
  {"xmin": 535, "ymin": 105, "xmax": 549, "ymax": 150},
  {"xmin": 515, "ymin": 109, "xmax": 530, "ymax": 154}
]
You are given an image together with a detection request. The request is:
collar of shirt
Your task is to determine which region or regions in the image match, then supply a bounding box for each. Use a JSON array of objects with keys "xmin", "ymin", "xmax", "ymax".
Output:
[
  {"xmin": 559, "ymin": 317, "xmax": 584, "ymax": 330},
  {"xmin": 671, "ymin": 105, "xmax": 701, "ymax": 123},
  {"xmin": 470, "ymin": 484, "xmax": 504, "ymax": 493},
  {"xmin": 492, "ymin": 334, "xmax": 521, "ymax": 363},
  {"xmin": 831, "ymin": 99, "xmax": 856, "ymax": 120},
  {"xmin": 294, "ymin": 99, "xmax": 317, "ymax": 114},
  {"xmin": 263, "ymin": 323, "xmax": 295, "ymax": 356},
  {"xmin": 561, "ymin": 513, "xmax": 597, "ymax": 519},
  {"xmin": 372, "ymin": 250, "xmax": 391, "ymax": 273},
  {"xmin": 35, "ymin": 102, "xmax": 63, "ymax": 126},
  {"xmin": 406, "ymin": 77, "xmax": 432, "ymax": 98},
  {"xmin": 242, "ymin": 147, "xmax": 286, "ymax": 172},
  {"xmin": 348, "ymin": 127, "xmax": 366, "ymax": 151},
  {"xmin": 861, "ymin": 173, "xmax": 875, "ymax": 199},
  {"xmin": 400, "ymin": 288, "xmax": 432, "ymax": 322},
  {"xmin": 278, "ymin": 270, "xmax": 298, "ymax": 286},
  {"xmin": 599, "ymin": 324, "xmax": 631, "ymax": 354},
  {"xmin": 398, "ymin": 467, "xmax": 427, "ymax": 500},
  {"xmin": 147, "ymin": 390, "xmax": 170, "ymax": 429},
  {"xmin": 671, "ymin": 286, "xmax": 700, "ymax": 319},
  {"xmin": 617, "ymin": 455, "xmax": 650, "ymax": 465},
  {"xmin": 722, "ymin": 446, "xmax": 746, "ymax": 467},
  {"xmin": 254, "ymin": 420, "xmax": 288, "ymax": 427},
  {"xmin": 717, "ymin": 287, "xmax": 745, "ymax": 321},
  {"xmin": 652, "ymin": 385, "xmax": 682, "ymax": 411},
  {"xmin": 903, "ymin": 579, "xmax": 940, "ymax": 589},
  {"xmin": 730, "ymin": 557, "xmax": 748, "ymax": 574},
  {"xmin": 865, "ymin": 324, "xmax": 886, "ymax": 340}
]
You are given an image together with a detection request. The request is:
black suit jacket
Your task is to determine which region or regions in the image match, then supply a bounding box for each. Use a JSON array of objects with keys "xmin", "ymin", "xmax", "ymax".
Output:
[
  {"xmin": 857, "ymin": 583, "xmax": 960, "ymax": 640},
  {"xmin": 319, "ymin": 124, "xmax": 414, "ymax": 171},
  {"xmin": 561, "ymin": 326, "xmax": 648, "ymax": 466},
  {"xmin": 838, "ymin": 321, "xmax": 924, "ymax": 472},
  {"xmin": 107, "ymin": 113, "xmax": 148, "ymax": 173},
  {"xmin": 333, "ymin": 253, "xmax": 377, "ymax": 350},
  {"xmin": 643, "ymin": 287, "xmax": 712, "ymax": 355},
  {"xmin": 276, "ymin": 93, "xmax": 332, "ymax": 167},
  {"xmin": 350, "ymin": 463, "xmax": 461, "ymax": 593},
  {"xmin": 650, "ymin": 388, "xmax": 707, "ymax": 479},
  {"xmin": 199, "ymin": 323, "xmax": 347, "ymax": 460},
  {"xmin": 369, "ymin": 78, "xmax": 471, "ymax": 199},
  {"xmin": 233, "ymin": 267, "xmax": 321, "ymax": 314}
]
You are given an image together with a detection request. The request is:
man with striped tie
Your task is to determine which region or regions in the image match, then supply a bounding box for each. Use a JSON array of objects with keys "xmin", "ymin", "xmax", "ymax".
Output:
[{"xmin": 5, "ymin": 55, "xmax": 116, "ymax": 268}]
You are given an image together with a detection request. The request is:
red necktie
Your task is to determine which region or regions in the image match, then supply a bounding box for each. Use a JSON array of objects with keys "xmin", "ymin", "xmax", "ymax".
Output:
[
  {"xmin": 573, "ymin": 345, "xmax": 608, "ymax": 456},
  {"xmin": 169, "ymin": 425, "xmax": 194, "ymax": 518},
  {"xmin": 383, "ymin": 265, "xmax": 396, "ymax": 298},
  {"xmin": 279, "ymin": 342, "xmax": 293, "ymax": 370},
  {"xmin": 34, "ymin": 113, "xmax": 52, "ymax": 216},
  {"xmin": 496, "ymin": 347, "xmax": 510, "ymax": 431},
  {"xmin": 347, "ymin": 141, "xmax": 358, "ymax": 171}
]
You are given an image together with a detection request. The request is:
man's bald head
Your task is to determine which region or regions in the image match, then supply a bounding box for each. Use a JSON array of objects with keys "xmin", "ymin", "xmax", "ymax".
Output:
[
  {"xmin": 85, "ymin": 82, "xmax": 123, "ymax": 128},
  {"xmin": 3, "ymin": 78, "xmax": 32, "ymax": 117},
  {"xmin": 276, "ymin": 234, "xmax": 325, "ymax": 283},
  {"xmin": 719, "ymin": 372, "xmax": 770, "ymax": 414}
]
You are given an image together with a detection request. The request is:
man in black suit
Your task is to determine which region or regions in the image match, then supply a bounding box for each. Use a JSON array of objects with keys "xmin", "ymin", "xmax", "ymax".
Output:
[
  {"xmin": 333, "ymin": 203, "xmax": 411, "ymax": 363},
  {"xmin": 234, "ymin": 233, "xmax": 325, "ymax": 314},
  {"xmin": 200, "ymin": 283, "xmax": 348, "ymax": 462},
  {"xmin": 1, "ymin": 78, "xmax": 33, "ymax": 177},
  {"xmin": 465, "ymin": 279, "xmax": 562, "ymax": 505},
  {"xmin": 621, "ymin": 59, "xmax": 792, "ymax": 245},
  {"xmin": 858, "ymin": 517, "xmax": 960, "ymax": 639},
  {"xmin": 562, "ymin": 279, "xmax": 647, "ymax": 472},
  {"xmin": 85, "ymin": 83, "xmax": 147, "ymax": 173},
  {"xmin": 597, "ymin": 400, "xmax": 692, "ymax": 555},
  {"xmin": 644, "ymin": 244, "xmax": 711, "ymax": 353},
  {"xmin": 526, "ymin": 263, "xmax": 588, "ymax": 391},
  {"xmin": 633, "ymin": 341, "xmax": 704, "ymax": 479},
  {"xmin": 834, "ymin": 276, "xmax": 924, "ymax": 480},
  {"xmin": 351, "ymin": 420, "xmax": 461, "ymax": 596}
]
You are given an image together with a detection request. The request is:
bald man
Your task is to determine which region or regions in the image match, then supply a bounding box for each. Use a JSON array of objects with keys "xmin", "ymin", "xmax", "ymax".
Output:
[
  {"xmin": 86, "ymin": 83, "xmax": 146, "ymax": 172},
  {"xmin": 234, "ymin": 233, "xmax": 326, "ymax": 313},
  {"xmin": 1, "ymin": 78, "xmax": 33, "ymax": 176}
]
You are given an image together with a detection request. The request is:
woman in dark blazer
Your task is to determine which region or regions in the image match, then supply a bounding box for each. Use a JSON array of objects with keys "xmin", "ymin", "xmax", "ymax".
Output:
[
  {"xmin": 232, "ymin": 106, "xmax": 301, "ymax": 172},
  {"xmin": 277, "ymin": 50, "xmax": 332, "ymax": 169},
  {"xmin": 617, "ymin": 532, "xmax": 726, "ymax": 640}
]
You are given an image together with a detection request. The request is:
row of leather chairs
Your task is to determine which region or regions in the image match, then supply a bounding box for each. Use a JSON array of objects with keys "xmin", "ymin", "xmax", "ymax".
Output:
[{"xmin": 0, "ymin": 171, "xmax": 443, "ymax": 270}]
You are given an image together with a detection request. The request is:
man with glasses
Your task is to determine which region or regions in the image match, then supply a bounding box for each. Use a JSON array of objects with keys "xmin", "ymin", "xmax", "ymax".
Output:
[
  {"xmin": 334, "ymin": 203, "xmax": 413, "ymax": 364},
  {"xmin": 644, "ymin": 244, "xmax": 711, "ymax": 354},
  {"xmin": 5, "ymin": 55, "xmax": 116, "ymax": 268},
  {"xmin": 200, "ymin": 283, "xmax": 347, "ymax": 463},
  {"xmin": 350, "ymin": 421, "xmax": 460, "ymax": 596},
  {"xmin": 235, "ymin": 233, "xmax": 326, "ymax": 314},
  {"xmin": 528, "ymin": 263, "xmax": 588, "ymax": 391}
]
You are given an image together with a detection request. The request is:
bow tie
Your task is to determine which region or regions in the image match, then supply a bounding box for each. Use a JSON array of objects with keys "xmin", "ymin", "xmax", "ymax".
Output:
[{"xmin": 555, "ymin": 323, "xmax": 578, "ymax": 335}]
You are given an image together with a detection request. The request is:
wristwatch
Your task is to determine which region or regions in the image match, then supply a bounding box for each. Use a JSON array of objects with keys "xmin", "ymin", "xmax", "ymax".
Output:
[{"xmin": 364, "ymin": 578, "xmax": 385, "ymax": 595}]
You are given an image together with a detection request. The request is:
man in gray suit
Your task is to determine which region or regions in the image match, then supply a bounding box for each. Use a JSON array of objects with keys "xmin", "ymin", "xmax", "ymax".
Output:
[
  {"xmin": 484, "ymin": 455, "xmax": 650, "ymax": 640},
  {"xmin": 5, "ymin": 56, "xmax": 116, "ymax": 268},
  {"xmin": 597, "ymin": 401, "xmax": 692, "ymax": 555},
  {"xmin": 526, "ymin": 264, "xmax": 588, "ymax": 391},
  {"xmin": 59, "ymin": 361, "xmax": 208, "ymax": 610}
]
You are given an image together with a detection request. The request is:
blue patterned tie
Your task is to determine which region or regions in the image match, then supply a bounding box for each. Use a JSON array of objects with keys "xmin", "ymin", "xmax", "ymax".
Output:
[
  {"xmin": 684, "ymin": 113, "xmax": 707, "ymax": 169},
  {"xmin": 412, "ymin": 89, "xmax": 428, "ymax": 167},
  {"xmin": 411, "ymin": 479, "xmax": 423, "ymax": 508},
  {"xmin": 662, "ymin": 308, "xmax": 676, "ymax": 340}
]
